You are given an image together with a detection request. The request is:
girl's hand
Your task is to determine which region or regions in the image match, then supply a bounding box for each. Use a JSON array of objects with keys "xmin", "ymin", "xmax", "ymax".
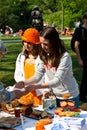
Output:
[
  {"xmin": 25, "ymin": 85, "xmax": 34, "ymax": 93},
  {"xmin": 6, "ymin": 82, "xmax": 26, "ymax": 99},
  {"xmin": 14, "ymin": 89, "xmax": 26, "ymax": 99},
  {"xmin": 78, "ymin": 59, "xmax": 83, "ymax": 67},
  {"xmin": 14, "ymin": 81, "xmax": 25, "ymax": 89},
  {"xmin": 6, "ymin": 82, "xmax": 25, "ymax": 92}
]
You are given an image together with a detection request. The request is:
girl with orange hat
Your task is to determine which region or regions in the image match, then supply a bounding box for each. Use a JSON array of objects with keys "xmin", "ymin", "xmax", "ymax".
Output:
[{"xmin": 14, "ymin": 28, "xmax": 45, "ymax": 105}]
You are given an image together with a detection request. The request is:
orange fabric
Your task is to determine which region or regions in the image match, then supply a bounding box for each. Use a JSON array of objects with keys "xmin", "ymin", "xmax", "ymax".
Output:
[
  {"xmin": 24, "ymin": 61, "xmax": 35, "ymax": 79},
  {"xmin": 23, "ymin": 60, "xmax": 42, "ymax": 105},
  {"xmin": 18, "ymin": 92, "xmax": 34, "ymax": 105},
  {"xmin": 21, "ymin": 28, "xmax": 40, "ymax": 44},
  {"xmin": 36, "ymin": 118, "xmax": 52, "ymax": 130}
]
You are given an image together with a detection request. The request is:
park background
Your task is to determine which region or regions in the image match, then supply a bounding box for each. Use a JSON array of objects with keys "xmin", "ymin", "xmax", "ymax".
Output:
[{"xmin": 0, "ymin": 0, "xmax": 87, "ymax": 32}]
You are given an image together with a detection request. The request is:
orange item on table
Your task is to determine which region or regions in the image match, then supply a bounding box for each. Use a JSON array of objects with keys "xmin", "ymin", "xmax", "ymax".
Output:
[
  {"xmin": 18, "ymin": 92, "xmax": 34, "ymax": 105},
  {"xmin": 35, "ymin": 118, "xmax": 52, "ymax": 130}
]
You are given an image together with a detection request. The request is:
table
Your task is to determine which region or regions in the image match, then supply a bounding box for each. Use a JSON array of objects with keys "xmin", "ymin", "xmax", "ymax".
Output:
[
  {"xmin": 0, "ymin": 111, "xmax": 36, "ymax": 130},
  {"xmin": 15, "ymin": 117, "xmax": 36, "ymax": 130},
  {"xmin": 0, "ymin": 109, "xmax": 87, "ymax": 130}
]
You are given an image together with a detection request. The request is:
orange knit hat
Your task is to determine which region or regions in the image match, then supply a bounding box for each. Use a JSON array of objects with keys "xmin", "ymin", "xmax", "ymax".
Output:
[{"xmin": 21, "ymin": 28, "xmax": 40, "ymax": 44}]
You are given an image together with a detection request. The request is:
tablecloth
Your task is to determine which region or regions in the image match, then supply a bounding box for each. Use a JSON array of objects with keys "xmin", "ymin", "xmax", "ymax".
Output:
[{"xmin": 0, "ymin": 110, "xmax": 87, "ymax": 130}]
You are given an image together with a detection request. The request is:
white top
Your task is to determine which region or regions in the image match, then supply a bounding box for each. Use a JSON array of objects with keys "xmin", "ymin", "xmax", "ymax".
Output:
[
  {"xmin": 33, "ymin": 52, "xmax": 79, "ymax": 99},
  {"xmin": 14, "ymin": 53, "xmax": 46, "ymax": 96}
]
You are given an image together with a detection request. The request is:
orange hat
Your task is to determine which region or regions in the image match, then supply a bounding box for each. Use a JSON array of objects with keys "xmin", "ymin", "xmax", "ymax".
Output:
[{"xmin": 21, "ymin": 28, "xmax": 40, "ymax": 44}]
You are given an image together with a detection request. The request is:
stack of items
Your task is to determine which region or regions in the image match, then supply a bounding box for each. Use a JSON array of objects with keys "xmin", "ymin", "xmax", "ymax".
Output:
[
  {"xmin": 54, "ymin": 100, "xmax": 81, "ymax": 117},
  {"xmin": 44, "ymin": 117, "xmax": 70, "ymax": 130},
  {"xmin": 44, "ymin": 117, "xmax": 86, "ymax": 130},
  {"xmin": 60, "ymin": 117, "xmax": 86, "ymax": 129}
]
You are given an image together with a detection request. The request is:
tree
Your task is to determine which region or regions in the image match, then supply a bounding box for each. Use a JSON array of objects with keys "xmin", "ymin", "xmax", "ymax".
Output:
[
  {"xmin": 0, "ymin": 0, "xmax": 32, "ymax": 32},
  {"xmin": 0, "ymin": 0, "xmax": 87, "ymax": 32}
]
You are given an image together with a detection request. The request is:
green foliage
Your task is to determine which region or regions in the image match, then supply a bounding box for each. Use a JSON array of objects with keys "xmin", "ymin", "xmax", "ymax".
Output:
[
  {"xmin": 0, "ymin": 0, "xmax": 32, "ymax": 31},
  {"xmin": 0, "ymin": 42, "xmax": 22, "ymax": 87},
  {"xmin": 44, "ymin": 11, "xmax": 62, "ymax": 29},
  {"xmin": 0, "ymin": 0, "xmax": 87, "ymax": 32}
]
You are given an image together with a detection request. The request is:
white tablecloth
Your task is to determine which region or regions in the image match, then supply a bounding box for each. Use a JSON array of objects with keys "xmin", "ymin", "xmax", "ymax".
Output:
[{"xmin": 0, "ymin": 110, "xmax": 87, "ymax": 130}]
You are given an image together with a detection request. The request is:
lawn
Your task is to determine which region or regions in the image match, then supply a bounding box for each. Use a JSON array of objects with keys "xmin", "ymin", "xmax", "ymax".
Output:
[
  {"xmin": 0, "ymin": 41, "xmax": 22, "ymax": 87},
  {"xmin": 0, "ymin": 37, "xmax": 82, "ymax": 89}
]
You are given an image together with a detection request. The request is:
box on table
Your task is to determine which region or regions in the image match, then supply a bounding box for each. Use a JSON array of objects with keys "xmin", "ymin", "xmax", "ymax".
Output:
[{"xmin": 60, "ymin": 117, "xmax": 86, "ymax": 127}]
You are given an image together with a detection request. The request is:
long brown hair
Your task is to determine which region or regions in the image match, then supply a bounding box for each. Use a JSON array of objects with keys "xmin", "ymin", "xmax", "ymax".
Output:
[{"xmin": 40, "ymin": 27, "xmax": 66, "ymax": 67}]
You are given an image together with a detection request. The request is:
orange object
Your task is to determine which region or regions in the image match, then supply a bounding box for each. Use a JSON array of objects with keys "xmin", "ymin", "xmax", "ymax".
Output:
[
  {"xmin": 54, "ymin": 107, "xmax": 64, "ymax": 115},
  {"xmin": 36, "ymin": 118, "xmax": 52, "ymax": 130},
  {"xmin": 62, "ymin": 93, "xmax": 71, "ymax": 99},
  {"xmin": 73, "ymin": 108, "xmax": 81, "ymax": 112},
  {"xmin": 24, "ymin": 60, "xmax": 42, "ymax": 105},
  {"xmin": 60, "ymin": 101, "xmax": 68, "ymax": 107},
  {"xmin": 21, "ymin": 28, "xmax": 40, "ymax": 44},
  {"xmin": 65, "ymin": 111, "xmax": 75, "ymax": 117},
  {"xmin": 24, "ymin": 61, "xmax": 35, "ymax": 79},
  {"xmin": 58, "ymin": 111, "xmax": 66, "ymax": 117},
  {"xmin": 67, "ymin": 101, "xmax": 75, "ymax": 107},
  {"xmin": 18, "ymin": 92, "xmax": 34, "ymax": 105}
]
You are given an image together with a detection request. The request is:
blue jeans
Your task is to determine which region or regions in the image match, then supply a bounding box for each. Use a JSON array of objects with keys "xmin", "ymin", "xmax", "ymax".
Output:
[{"xmin": 56, "ymin": 95, "xmax": 79, "ymax": 108}]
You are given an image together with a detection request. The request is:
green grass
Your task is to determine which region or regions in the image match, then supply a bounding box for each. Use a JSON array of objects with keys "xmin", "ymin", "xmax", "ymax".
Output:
[
  {"xmin": 0, "ymin": 38, "xmax": 82, "ymax": 90},
  {"xmin": 0, "ymin": 35, "xmax": 21, "ymax": 40},
  {"xmin": 0, "ymin": 41, "xmax": 22, "ymax": 87}
]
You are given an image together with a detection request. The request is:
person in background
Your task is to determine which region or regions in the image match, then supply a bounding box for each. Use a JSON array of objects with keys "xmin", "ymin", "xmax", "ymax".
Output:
[
  {"xmin": 14, "ymin": 27, "xmax": 79, "ymax": 108},
  {"xmin": 74, "ymin": 19, "xmax": 81, "ymax": 28},
  {"xmin": 14, "ymin": 28, "xmax": 44, "ymax": 105},
  {"xmin": 74, "ymin": 12, "xmax": 87, "ymax": 102},
  {"xmin": 5, "ymin": 25, "xmax": 13, "ymax": 36}
]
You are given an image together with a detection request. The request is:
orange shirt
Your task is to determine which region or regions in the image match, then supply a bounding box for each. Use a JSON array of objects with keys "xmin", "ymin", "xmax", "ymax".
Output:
[
  {"xmin": 24, "ymin": 59, "xmax": 42, "ymax": 105},
  {"xmin": 24, "ymin": 60, "xmax": 35, "ymax": 79}
]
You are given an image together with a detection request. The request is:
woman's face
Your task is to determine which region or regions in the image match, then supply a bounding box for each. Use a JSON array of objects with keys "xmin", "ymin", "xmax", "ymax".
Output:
[
  {"xmin": 23, "ymin": 41, "xmax": 33, "ymax": 52},
  {"xmin": 40, "ymin": 37, "xmax": 50, "ymax": 53}
]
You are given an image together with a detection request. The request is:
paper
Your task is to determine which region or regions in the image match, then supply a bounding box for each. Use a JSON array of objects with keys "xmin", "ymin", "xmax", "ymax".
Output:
[{"xmin": 6, "ymin": 86, "xmax": 25, "ymax": 92}]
